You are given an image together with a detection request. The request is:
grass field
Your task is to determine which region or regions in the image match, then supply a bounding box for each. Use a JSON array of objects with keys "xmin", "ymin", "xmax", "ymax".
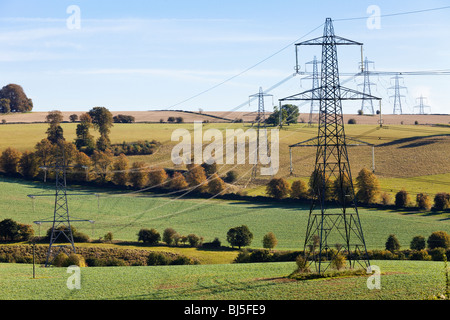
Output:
[
  {"xmin": 0, "ymin": 260, "xmax": 447, "ymax": 300},
  {"xmin": 1, "ymin": 176, "xmax": 449, "ymax": 252}
]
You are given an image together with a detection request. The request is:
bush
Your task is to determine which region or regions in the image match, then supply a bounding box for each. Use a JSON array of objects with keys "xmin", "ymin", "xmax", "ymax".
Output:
[
  {"xmin": 187, "ymin": 234, "xmax": 202, "ymax": 247},
  {"xmin": 163, "ymin": 228, "xmax": 178, "ymax": 246},
  {"xmin": 113, "ymin": 114, "xmax": 135, "ymax": 123},
  {"xmin": 395, "ymin": 189, "xmax": 410, "ymax": 208},
  {"xmin": 67, "ymin": 253, "xmax": 86, "ymax": 267},
  {"xmin": 380, "ymin": 192, "xmax": 392, "ymax": 205},
  {"xmin": 202, "ymin": 238, "xmax": 221, "ymax": 249},
  {"xmin": 410, "ymin": 250, "xmax": 432, "ymax": 261},
  {"xmin": 355, "ymin": 168, "xmax": 380, "ymax": 204},
  {"xmin": 330, "ymin": 253, "xmax": 347, "ymax": 270},
  {"xmin": 429, "ymin": 248, "xmax": 447, "ymax": 261},
  {"xmin": 434, "ymin": 193, "xmax": 450, "ymax": 211},
  {"xmin": 385, "ymin": 234, "xmax": 401, "ymax": 252},
  {"xmin": 262, "ymin": 232, "xmax": 278, "ymax": 251},
  {"xmin": 410, "ymin": 236, "xmax": 426, "ymax": 251},
  {"xmin": 290, "ymin": 180, "xmax": 308, "ymax": 200},
  {"xmin": 147, "ymin": 252, "xmax": 170, "ymax": 266},
  {"xmin": 225, "ymin": 170, "xmax": 238, "ymax": 183},
  {"xmin": 103, "ymin": 232, "xmax": 113, "ymax": 242},
  {"xmin": 348, "ymin": 118, "xmax": 357, "ymax": 124},
  {"xmin": 416, "ymin": 193, "xmax": 432, "ymax": 211},
  {"xmin": 266, "ymin": 178, "xmax": 290, "ymax": 199},
  {"xmin": 137, "ymin": 228, "xmax": 160, "ymax": 245},
  {"xmin": 427, "ymin": 231, "xmax": 450, "ymax": 250},
  {"xmin": 53, "ymin": 252, "xmax": 69, "ymax": 267},
  {"xmin": 295, "ymin": 255, "xmax": 310, "ymax": 273}
]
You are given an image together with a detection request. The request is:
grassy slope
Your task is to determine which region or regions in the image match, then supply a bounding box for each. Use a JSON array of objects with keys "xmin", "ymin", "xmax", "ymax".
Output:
[
  {"xmin": 1, "ymin": 176, "xmax": 449, "ymax": 252},
  {"xmin": 0, "ymin": 260, "xmax": 446, "ymax": 300}
]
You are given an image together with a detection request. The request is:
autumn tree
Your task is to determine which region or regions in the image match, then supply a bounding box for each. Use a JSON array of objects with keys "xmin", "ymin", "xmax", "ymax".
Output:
[
  {"xmin": 91, "ymin": 149, "xmax": 114, "ymax": 183},
  {"xmin": 262, "ymin": 232, "xmax": 278, "ymax": 251},
  {"xmin": 148, "ymin": 167, "xmax": 168, "ymax": 187},
  {"xmin": 266, "ymin": 178, "xmax": 290, "ymax": 199},
  {"xmin": 70, "ymin": 151, "xmax": 92, "ymax": 182},
  {"xmin": 185, "ymin": 164, "xmax": 208, "ymax": 192},
  {"xmin": 0, "ymin": 147, "xmax": 22, "ymax": 174},
  {"xmin": 88, "ymin": 107, "xmax": 113, "ymax": 151},
  {"xmin": 0, "ymin": 98, "xmax": 10, "ymax": 113},
  {"xmin": 129, "ymin": 161, "xmax": 148, "ymax": 188},
  {"xmin": 207, "ymin": 173, "xmax": 226, "ymax": 195},
  {"xmin": 111, "ymin": 153, "xmax": 129, "ymax": 186},
  {"xmin": 308, "ymin": 169, "xmax": 333, "ymax": 201},
  {"xmin": 0, "ymin": 84, "xmax": 33, "ymax": 113},
  {"xmin": 168, "ymin": 171, "xmax": 188, "ymax": 190},
  {"xmin": 355, "ymin": 168, "xmax": 380, "ymax": 204},
  {"xmin": 290, "ymin": 179, "xmax": 308, "ymax": 199},
  {"xmin": 416, "ymin": 193, "xmax": 432, "ymax": 211},
  {"xmin": 333, "ymin": 173, "xmax": 353, "ymax": 204},
  {"xmin": 19, "ymin": 151, "xmax": 40, "ymax": 178}
]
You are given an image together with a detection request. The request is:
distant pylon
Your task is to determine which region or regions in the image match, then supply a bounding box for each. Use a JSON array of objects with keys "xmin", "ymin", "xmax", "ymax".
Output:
[
  {"xmin": 305, "ymin": 56, "xmax": 321, "ymax": 125},
  {"xmin": 250, "ymin": 87, "xmax": 272, "ymax": 180},
  {"xmin": 414, "ymin": 95, "xmax": 431, "ymax": 114},
  {"xmin": 389, "ymin": 74, "xmax": 407, "ymax": 115},
  {"xmin": 358, "ymin": 57, "xmax": 376, "ymax": 115}
]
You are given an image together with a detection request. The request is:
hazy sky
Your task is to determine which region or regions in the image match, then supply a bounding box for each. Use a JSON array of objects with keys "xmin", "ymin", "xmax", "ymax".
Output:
[{"xmin": 0, "ymin": 0, "xmax": 449, "ymax": 114}]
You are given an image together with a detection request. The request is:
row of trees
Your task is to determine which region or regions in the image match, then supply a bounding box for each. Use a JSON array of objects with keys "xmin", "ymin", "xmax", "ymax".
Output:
[
  {"xmin": 266, "ymin": 168, "xmax": 450, "ymax": 211},
  {"xmin": 386, "ymin": 231, "xmax": 450, "ymax": 252}
]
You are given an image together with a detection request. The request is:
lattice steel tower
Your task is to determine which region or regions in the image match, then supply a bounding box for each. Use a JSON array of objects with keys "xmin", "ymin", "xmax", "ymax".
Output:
[
  {"xmin": 305, "ymin": 56, "xmax": 321, "ymax": 125},
  {"xmin": 45, "ymin": 144, "xmax": 76, "ymax": 267},
  {"xmin": 414, "ymin": 95, "xmax": 431, "ymax": 114},
  {"xmin": 389, "ymin": 74, "xmax": 407, "ymax": 115},
  {"xmin": 250, "ymin": 87, "xmax": 272, "ymax": 179},
  {"xmin": 359, "ymin": 57, "xmax": 376, "ymax": 114},
  {"xmin": 280, "ymin": 18, "xmax": 380, "ymax": 274}
]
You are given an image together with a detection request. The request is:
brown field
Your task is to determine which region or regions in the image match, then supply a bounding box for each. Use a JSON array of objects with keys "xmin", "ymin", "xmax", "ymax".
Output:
[{"xmin": 1, "ymin": 110, "xmax": 449, "ymax": 125}]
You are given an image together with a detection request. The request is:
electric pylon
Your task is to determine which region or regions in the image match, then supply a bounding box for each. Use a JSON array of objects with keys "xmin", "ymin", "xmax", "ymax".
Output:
[
  {"xmin": 280, "ymin": 18, "xmax": 380, "ymax": 274},
  {"xmin": 414, "ymin": 95, "xmax": 431, "ymax": 114},
  {"xmin": 389, "ymin": 74, "xmax": 407, "ymax": 115},
  {"xmin": 250, "ymin": 87, "xmax": 272, "ymax": 180},
  {"xmin": 359, "ymin": 57, "xmax": 376, "ymax": 114},
  {"xmin": 43, "ymin": 143, "xmax": 77, "ymax": 267},
  {"xmin": 305, "ymin": 56, "xmax": 321, "ymax": 125}
]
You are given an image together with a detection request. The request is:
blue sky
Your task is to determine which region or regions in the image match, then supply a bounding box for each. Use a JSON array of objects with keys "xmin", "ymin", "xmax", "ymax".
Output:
[{"xmin": 0, "ymin": 0, "xmax": 449, "ymax": 114}]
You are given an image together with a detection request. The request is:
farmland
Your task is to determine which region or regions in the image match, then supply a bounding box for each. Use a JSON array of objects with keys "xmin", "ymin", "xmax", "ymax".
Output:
[
  {"xmin": 0, "ymin": 260, "xmax": 447, "ymax": 300},
  {"xmin": 1, "ymin": 115, "xmax": 450, "ymax": 301}
]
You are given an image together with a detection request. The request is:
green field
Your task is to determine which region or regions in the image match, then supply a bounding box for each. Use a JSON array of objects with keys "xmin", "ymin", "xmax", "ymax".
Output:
[
  {"xmin": 1, "ymin": 176, "xmax": 449, "ymax": 252},
  {"xmin": 0, "ymin": 260, "xmax": 447, "ymax": 300}
]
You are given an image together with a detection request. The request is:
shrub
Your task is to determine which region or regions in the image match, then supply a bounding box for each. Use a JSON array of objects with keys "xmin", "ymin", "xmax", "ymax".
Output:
[
  {"xmin": 137, "ymin": 228, "xmax": 160, "ymax": 245},
  {"xmin": 427, "ymin": 231, "xmax": 450, "ymax": 250},
  {"xmin": 104, "ymin": 232, "xmax": 113, "ymax": 242},
  {"xmin": 234, "ymin": 250, "xmax": 251, "ymax": 263},
  {"xmin": 266, "ymin": 178, "xmax": 290, "ymax": 199},
  {"xmin": 53, "ymin": 252, "xmax": 69, "ymax": 267},
  {"xmin": 163, "ymin": 228, "xmax": 178, "ymax": 246},
  {"xmin": 67, "ymin": 253, "xmax": 86, "ymax": 267},
  {"xmin": 262, "ymin": 232, "xmax": 278, "ymax": 251},
  {"xmin": 416, "ymin": 193, "xmax": 432, "ymax": 211},
  {"xmin": 168, "ymin": 172, "xmax": 188, "ymax": 191},
  {"xmin": 187, "ymin": 234, "xmax": 202, "ymax": 247},
  {"xmin": 202, "ymin": 238, "xmax": 221, "ymax": 249},
  {"xmin": 410, "ymin": 250, "xmax": 432, "ymax": 261},
  {"xmin": 148, "ymin": 167, "xmax": 168, "ymax": 187},
  {"xmin": 385, "ymin": 234, "xmax": 401, "ymax": 252},
  {"xmin": 395, "ymin": 189, "xmax": 410, "ymax": 208},
  {"xmin": 147, "ymin": 252, "xmax": 170, "ymax": 266},
  {"xmin": 290, "ymin": 180, "xmax": 308, "ymax": 199},
  {"xmin": 330, "ymin": 253, "xmax": 347, "ymax": 270},
  {"xmin": 225, "ymin": 170, "xmax": 238, "ymax": 183},
  {"xmin": 434, "ymin": 193, "xmax": 450, "ymax": 211},
  {"xmin": 295, "ymin": 255, "xmax": 310, "ymax": 273},
  {"xmin": 380, "ymin": 192, "xmax": 392, "ymax": 205},
  {"xmin": 348, "ymin": 118, "xmax": 357, "ymax": 124},
  {"xmin": 429, "ymin": 248, "xmax": 447, "ymax": 261},
  {"xmin": 207, "ymin": 173, "xmax": 226, "ymax": 195},
  {"xmin": 0, "ymin": 147, "xmax": 22, "ymax": 174},
  {"xmin": 171, "ymin": 255, "xmax": 196, "ymax": 265},
  {"xmin": 410, "ymin": 236, "xmax": 426, "ymax": 251}
]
